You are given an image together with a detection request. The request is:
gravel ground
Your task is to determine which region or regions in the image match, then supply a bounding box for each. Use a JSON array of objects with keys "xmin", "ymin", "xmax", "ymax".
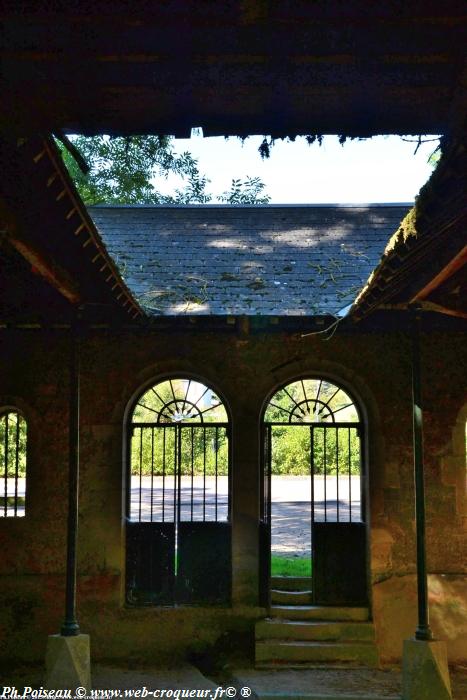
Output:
[
  {"xmin": 92, "ymin": 664, "xmax": 217, "ymax": 690},
  {"xmin": 232, "ymin": 666, "xmax": 467, "ymax": 699},
  {"xmin": 0, "ymin": 664, "xmax": 216, "ymax": 692},
  {"xmin": 232, "ymin": 667, "xmax": 402, "ymax": 698}
]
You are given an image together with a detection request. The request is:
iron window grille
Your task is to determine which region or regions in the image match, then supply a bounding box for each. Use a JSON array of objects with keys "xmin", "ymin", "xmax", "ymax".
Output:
[
  {"xmin": 0, "ymin": 410, "xmax": 27, "ymax": 518},
  {"xmin": 126, "ymin": 378, "xmax": 231, "ymax": 605},
  {"xmin": 264, "ymin": 377, "xmax": 363, "ymax": 523},
  {"xmin": 129, "ymin": 378, "xmax": 230, "ymax": 524}
]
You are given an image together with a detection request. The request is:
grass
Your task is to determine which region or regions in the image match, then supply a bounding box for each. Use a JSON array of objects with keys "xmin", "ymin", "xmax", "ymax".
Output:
[{"xmin": 271, "ymin": 555, "xmax": 312, "ymax": 577}]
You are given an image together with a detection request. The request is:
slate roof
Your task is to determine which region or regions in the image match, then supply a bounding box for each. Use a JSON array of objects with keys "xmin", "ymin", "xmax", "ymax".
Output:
[{"xmin": 89, "ymin": 204, "xmax": 411, "ymax": 317}]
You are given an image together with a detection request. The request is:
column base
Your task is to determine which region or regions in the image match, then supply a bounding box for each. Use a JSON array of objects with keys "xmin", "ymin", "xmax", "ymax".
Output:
[
  {"xmin": 45, "ymin": 634, "xmax": 91, "ymax": 691},
  {"xmin": 402, "ymin": 638, "xmax": 452, "ymax": 700}
]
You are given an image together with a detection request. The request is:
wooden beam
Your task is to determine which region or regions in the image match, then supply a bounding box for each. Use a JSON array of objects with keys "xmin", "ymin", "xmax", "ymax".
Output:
[
  {"xmin": 1, "ymin": 198, "xmax": 80, "ymax": 304},
  {"xmin": 8, "ymin": 234, "xmax": 81, "ymax": 305},
  {"xmin": 379, "ymin": 301, "xmax": 467, "ymax": 319},
  {"xmin": 411, "ymin": 244, "xmax": 467, "ymax": 302}
]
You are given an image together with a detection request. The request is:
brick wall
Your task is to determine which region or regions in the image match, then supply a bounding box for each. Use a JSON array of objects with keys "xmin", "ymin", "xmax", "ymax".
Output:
[{"xmin": 0, "ymin": 327, "xmax": 465, "ymax": 666}]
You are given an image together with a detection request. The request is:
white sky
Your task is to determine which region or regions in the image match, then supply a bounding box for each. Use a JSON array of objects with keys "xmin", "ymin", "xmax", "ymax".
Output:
[{"xmin": 157, "ymin": 133, "xmax": 438, "ymax": 204}]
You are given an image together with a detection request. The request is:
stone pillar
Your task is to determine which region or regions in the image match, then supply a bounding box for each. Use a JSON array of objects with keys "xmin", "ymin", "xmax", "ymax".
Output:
[
  {"xmin": 46, "ymin": 634, "xmax": 91, "ymax": 691},
  {"xmin": 402, "ymin": 639, "xmax": 452, "ymax": 700},
  {"xmin": 231, "ymin": 407, "xmax": 261, "ymax": 606}
]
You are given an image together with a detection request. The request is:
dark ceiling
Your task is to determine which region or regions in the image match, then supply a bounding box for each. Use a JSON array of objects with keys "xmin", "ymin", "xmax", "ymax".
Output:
[{"xmin": 2, "ymin": 1, "xmax": 467, "ymax": 137}]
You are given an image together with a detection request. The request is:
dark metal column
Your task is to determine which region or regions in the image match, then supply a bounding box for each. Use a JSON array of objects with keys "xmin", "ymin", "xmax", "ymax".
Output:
[
  {"xmin": 61, "ymin": 318, "xmax": 81, "ymax": 637},
  {"xmin": 410, "ymin": 308, "xmax": 433, "ymax": 642}
]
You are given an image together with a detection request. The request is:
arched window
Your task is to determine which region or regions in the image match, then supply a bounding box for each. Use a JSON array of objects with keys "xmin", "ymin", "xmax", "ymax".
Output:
[
  {"xmin": 126, "ymin": 377, "xmax": 231, "ymax": 605},
  {"xmin": 0, "ymin": 410, "xmax": 27, "ymax": 518},
  {"xmin": 265, "ymin": 377, "xmax": 360, "ymax": 424},
  {"xmin": 261, "ymin": 377, "xmax": 367, "ymax": 606}
]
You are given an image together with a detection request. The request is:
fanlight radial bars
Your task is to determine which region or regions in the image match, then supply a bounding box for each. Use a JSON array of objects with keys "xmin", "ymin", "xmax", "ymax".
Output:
[
  {"xmin": 133, "ymin": 378, "xmax": 228, "ymax": 425},
  {"xmin": 264, "ymin": 378, "xmax": 359, "ymax": 424}
]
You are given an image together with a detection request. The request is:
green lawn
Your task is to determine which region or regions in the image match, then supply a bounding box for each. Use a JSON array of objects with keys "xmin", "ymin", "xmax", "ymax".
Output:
[{"xmin": 271, "ymin": 555, "xmax": 312, "ymax": 577}]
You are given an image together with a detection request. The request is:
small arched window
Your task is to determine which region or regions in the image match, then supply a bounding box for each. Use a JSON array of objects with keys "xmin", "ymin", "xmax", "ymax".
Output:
[{"xmin": 0, "ymin": 410, "xmax": 27, "ymax": 517}]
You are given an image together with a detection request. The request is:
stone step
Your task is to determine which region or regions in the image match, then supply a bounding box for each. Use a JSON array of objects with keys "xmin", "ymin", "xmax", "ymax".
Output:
[
  {"xmin": 256, "ymin": 619, "xmax": 375, "ymax": 642},
  {"xmin": 270, "ymin": 576, "xmax": 313, "ymax": 592},
  {"xmin": 255, "ymin": 640, "xmax": 379, "ymax": 666},
  {"xmin": 270, "ymin": 605, "xmax": 370, "ymax": 621},
  {"xmin": 271, "ymin": 589, "xmax": 313, "ymax": 605}
]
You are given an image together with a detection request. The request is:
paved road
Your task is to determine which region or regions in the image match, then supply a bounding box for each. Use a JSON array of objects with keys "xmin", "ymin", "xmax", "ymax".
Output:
[
  {"xmin": 1, "ymin": 477, "xmax": 26, "ymax": 517},
  {"xmin": 129, "ymin": 475, "xmax": 362, "ymax": 556}
]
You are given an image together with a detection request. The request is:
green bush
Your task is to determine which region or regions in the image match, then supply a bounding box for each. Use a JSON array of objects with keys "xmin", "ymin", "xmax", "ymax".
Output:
[
  {"xmin": 0, "ymin": 412, "xmax": 27, "ymax": 478},
  {"xmin": 131, "ymin": 426, "xmax": 229, "ymax": 476},
  {"xmin": 271, "ymin": 425, "xmax": 360, "ymax": 475}
]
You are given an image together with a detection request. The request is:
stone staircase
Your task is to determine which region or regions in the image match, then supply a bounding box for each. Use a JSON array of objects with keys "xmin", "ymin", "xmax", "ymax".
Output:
[{"xmin": 255, "ymin": 576, "xmax": 379, "ymax": 668}]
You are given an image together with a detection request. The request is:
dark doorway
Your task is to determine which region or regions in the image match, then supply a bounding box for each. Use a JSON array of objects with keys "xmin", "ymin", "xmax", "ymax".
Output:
[
  {"xmin": 126, "ymin": 377, "xmax": 231, "ymax": 605},
  {"xmin": 260, "ymin": 377, "xmax": 367, "ymax": 606}
]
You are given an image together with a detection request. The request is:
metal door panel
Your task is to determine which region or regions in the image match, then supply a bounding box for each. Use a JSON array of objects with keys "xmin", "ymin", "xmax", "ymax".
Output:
[
  {"xmin": 259, "ymin": 425, "xmax": 271, "ymax": 607},
  {"xmin": 126, "ymin": 521, "xmax": 175, "ymax": 605},
  {"xmin": 126, "ymin": 418, "xmax": 231, "ymax": 606},
  {"xmin": 177, "ymin": 521, "xmax": 231, "ymax": 604},
  {"xmin": 313, "ymin": 522, "xmax": 367, "ymax": 605}
]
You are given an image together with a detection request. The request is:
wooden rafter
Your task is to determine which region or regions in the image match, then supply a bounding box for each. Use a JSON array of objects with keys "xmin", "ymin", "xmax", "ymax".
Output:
[
  {"xmin": 35, "ymin": 137, "xmax": 144, "ymax": 319},
  {"xmin": 0, "ymin": 199, "xmax": 81, "ymax": 305},
  {"xmin": 411, "ymin": 244, "xmax": 467, "ymax": 302}
]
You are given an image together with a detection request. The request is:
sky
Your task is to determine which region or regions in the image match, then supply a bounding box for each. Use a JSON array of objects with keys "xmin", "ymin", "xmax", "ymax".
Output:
[{"xmin": 157, "ymin": 133, "xmax": 439, "ymax": 204}]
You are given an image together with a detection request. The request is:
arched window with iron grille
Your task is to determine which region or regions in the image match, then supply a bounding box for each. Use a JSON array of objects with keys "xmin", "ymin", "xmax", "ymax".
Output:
[
  {"xmin": 0, "ymin": 409, "xmax": 27, "ymax": 518},
  {"xmin": 260, "ymin": 377, "xmax": 367, "ymax": 606},
  {"xmin": 126, "ymin": 377, "xmax": 231, "ymax": 605}
]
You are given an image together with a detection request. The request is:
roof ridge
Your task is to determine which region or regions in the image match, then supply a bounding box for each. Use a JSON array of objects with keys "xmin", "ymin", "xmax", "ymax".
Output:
[{"xmin": 88, "ymin": 203, "xmax": 413, "ymax": 210}]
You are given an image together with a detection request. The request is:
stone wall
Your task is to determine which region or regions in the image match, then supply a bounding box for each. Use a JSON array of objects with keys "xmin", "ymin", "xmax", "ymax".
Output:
[{"xmin": 0, "ymin": 327, "xmax": 465, "ymax": 666}]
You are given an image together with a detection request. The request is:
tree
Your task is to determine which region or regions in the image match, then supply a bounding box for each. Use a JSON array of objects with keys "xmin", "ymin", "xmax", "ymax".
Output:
[{"xmin": 58, "ymin": 135, "xmax": 270, "ymax": 205}]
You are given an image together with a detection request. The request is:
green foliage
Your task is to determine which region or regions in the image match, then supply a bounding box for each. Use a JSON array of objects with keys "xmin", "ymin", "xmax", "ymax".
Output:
[
  {"xmin": 0, "ymin": 412, "xmax": 27, "ymax": 479},
  {"xmin": 131, "ymin": 379, "xmax": 230, "ymax": 477},
  {"xmin": 58, "ymin": 135, "xmax": 270, "ymax": 205},
  {"xmin": 428, "ymin": 148, "xmax": 441, "ymax": 168},
  {"xmin": 219, "ymin": 176, "xmax": 270, "ymax": 204},
  {"xmin": 271, "ymin": 425, "xmax": 360, "ymax": 476},
  {"xmin": 131, "ymin": 426, "xmax": 229, "ymax": 477},
  {"xmin": 264, "ymin": 379, "xmax": 361, "ymax": 476}
]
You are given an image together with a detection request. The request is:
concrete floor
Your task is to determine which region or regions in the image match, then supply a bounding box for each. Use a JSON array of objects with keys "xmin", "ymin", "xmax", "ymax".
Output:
[{"xmin": 2, "ymin": 664, "xmax": 467, "ymax": 700}]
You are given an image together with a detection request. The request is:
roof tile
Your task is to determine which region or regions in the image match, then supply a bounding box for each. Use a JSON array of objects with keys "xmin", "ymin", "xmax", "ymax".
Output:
[{"xmin": 89, "ymin": 204, "xmax": 409, "ymax": 316}]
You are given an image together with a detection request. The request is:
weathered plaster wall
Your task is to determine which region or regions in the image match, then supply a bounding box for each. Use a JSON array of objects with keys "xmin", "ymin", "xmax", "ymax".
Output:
[{"xmin": 0, "ymin": 328, "xmax": 465, "ymax": 666}]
